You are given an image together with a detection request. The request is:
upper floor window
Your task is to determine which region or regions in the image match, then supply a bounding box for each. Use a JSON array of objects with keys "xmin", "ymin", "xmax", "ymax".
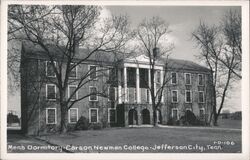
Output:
[
  {"xmin": 46, "ymin": 108, "xmax": 56, "ymax": 124},
  {"xmin": 198, "ymin": 91, "xmax": 205, "ymax": 103},
  {"xmin": 185, "ymin": 90, "xmax": 192, "ymax": 103},
  {"xmin": 46, "ymin": 61, "xmax": 57, "ymax": 77},
  {"xmin": 89, "ymin": 108, "xmax": 98, "ymax": 123},
  {"xmin": 185, "ymin": 73, "xmax": 191, "ymax": 85},
  {"xmin": 171, "ymin": 90, "xmax": 178, "ymax": 103},
  {"xmin": 146, "ymin": 89, "xmax": 150, "ymax": 103},
  {"xmin": 68, "ymin": 85, "xmax": 78, "ymax": 100},
  {"xmin": 69, "ymin": 63, "xmax": 77, "ymax": 78},
  {"xmin": 89, "ymin": 86, "xmax": 98, "ymax": 101},
  {"xmin": 68, "ymin": 108, "xmax": 78, "ymax": 123},
  {"xmin": 108, "ymin": 87, "xmax": 116, "ymax": 101},
  {"xmin": 46, "ymin": 84, "xmax": 56, "ymax": 100},
  {"xmin": 156, "ymin": 70, "xmax": 161, "ymax": 84},
  {"xmin": 89, "ymin": 65, "xmax": 97, "ymax": 80},
  {"xmin": 171, "ymin": 72, "xmax": 177, "ymax": 84},
  {"xmin": 198, "ymin": 74, "xmax": 204, "ymax": 86}
]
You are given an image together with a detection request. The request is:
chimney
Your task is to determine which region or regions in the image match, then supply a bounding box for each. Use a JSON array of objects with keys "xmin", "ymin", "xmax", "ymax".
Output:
[{"xmin": 153, "ymin": 47, "xmax": 159, "ymax": 58}]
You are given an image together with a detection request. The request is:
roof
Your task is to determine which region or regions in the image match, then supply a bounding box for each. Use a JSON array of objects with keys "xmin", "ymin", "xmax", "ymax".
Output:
[
  {"xmin": 166, "ymin": 59, "xmax": 211, "ymax": 72},
  {"xmin": 21, "ymin": 42, "xmax": 210, "ymax": 72}
]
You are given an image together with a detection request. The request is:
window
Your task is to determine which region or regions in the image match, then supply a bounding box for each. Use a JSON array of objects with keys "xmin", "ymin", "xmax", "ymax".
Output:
[
  {"xmin": 134, "ymin": 88, "xmax": 137, "ymax": 103},
  {"xmin": 68, "ymin": 85, "xmax": 77, "ymax": 100},
  {"xmin": 198, "ymin": 91, "xmax": 205, "ymax": 103},
  {"xmin": 68, "ymin": 108, "xmax": 78, "ymax": 123},
  {"xmin": 89, "ymin": 86, "xmax": 98, "ymax": 101},
  {"xmin": 185, "ymin": 73, "xmax": 191, "ymax": 85},
  {"xmin": 46, "ymin": 108, "xmax": 56, "ymax": 124},
  {"xmin": 89, "ymin": 108, "xmax": 98, "ymax": 123},
  {"xmin": 171, "ymin": 72, "xmax": 177, "ymax": 84},
  {"xmin": 69, "ymin": 63, "xmax": 77, "ymax": 78},
  {"xmin": 200, "ymin": 108, "xmax": 205, "ymax": 119},
  {"xmin": 108, "ymin": 108, "xmax": 116, "ymax": 123},
  {"xmin": 185, "ymin": 90, "xmax": 192, "ymax": 103},
  {"xmin": 172, "ymin": 108, "xmax": 178, "ymax": 120},
  {"xmin": 89, "ymin": 65, "xmax": 97, "ymax": 80},
  {"xmin": 46, "ymin": 61, "xmax": 57, "ymax": 77},
  {"xmin": 171, "ymin": 90, "xmax": 178, "ymax": 103},
  {"xmin": 46, "ymin": 84, "xmax": 56, "ymax": 100},
  {"xmin": 146, "ymin": 89, "xmax": 150, "ymax": 103},
  {"xmin": 156, "ymin": 70, "xmax": 161, "ymax": 84},
  {"xmin": 186, "ymin": 108, "xmax": 192, "ymax": 112},
  {"xmin": 108, "ymin": 87, "xmax": 116, "ymax": 101},
  {"xmin": 198, "ymin": 74, "xmax": 204, "ymax": 86}
]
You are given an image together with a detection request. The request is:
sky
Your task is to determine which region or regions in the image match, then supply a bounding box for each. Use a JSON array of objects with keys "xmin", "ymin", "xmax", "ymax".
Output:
[{"xmin": 7, "ymin": 5, "xmax": 242, "ymax": 117}]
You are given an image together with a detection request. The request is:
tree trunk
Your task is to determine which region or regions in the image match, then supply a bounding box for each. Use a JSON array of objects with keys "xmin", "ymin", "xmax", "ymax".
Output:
[{"xmin": 60, "ymin": 103, "xmax": 68, "ymax": 133}]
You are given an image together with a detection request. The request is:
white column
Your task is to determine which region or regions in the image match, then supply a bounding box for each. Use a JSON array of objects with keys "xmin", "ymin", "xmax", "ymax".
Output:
[
  {"xmin": 124, "ymin": 67, "xmax": 127, "ymax": 102},
  {"xmin": 136, "ymin": 67, "xmax": 141, "ymax": 103},
  {"xmin": 160, "ymin": 69, "xmax": 164, "ymax": 103},
  {"xmin": 148, "ymin": 69, "xmax": 152, "ymax": 103},
  {"xmin": 118, "ymin": 68, "xmax": 122, "ymax": 104}
]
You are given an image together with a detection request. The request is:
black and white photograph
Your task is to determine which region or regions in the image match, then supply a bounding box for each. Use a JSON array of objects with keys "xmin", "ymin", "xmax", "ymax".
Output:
[{"xmin": 1, "ymin": 0, "xmax": 249, "ymax": 160}]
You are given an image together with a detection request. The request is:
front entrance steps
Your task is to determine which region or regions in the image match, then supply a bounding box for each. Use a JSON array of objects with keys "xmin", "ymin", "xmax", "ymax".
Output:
[{"xmin": 128, "ymin": 124, "xmax": 153, "ymax": 128}]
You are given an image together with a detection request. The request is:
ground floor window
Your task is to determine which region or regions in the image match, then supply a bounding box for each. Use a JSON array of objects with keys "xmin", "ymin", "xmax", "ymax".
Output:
[
  {"xmin": 172, "ymin": 108, "xmax": 178, "ymax": 120},
  {"xmin": 200, "ymin": 108, "xmax": 205, "ymax": 119},
  {"xmin": 108, "ymin": 108, "xmax": 116, "ymax": 123},
  {"xmin": 68, "ymin": 108, "xmax": 78, "ymax": 123},
  {"xmin": 89, "ymin": 108, "xmax": 98, "ymax": 123},
  {"xmin": 46, "ymin": 108, "xmax": 56, "ymax": 124}
]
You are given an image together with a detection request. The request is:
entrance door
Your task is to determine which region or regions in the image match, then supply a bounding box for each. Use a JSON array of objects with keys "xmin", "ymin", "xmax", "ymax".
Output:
[
  {"xmin": 128, "ymin": 109, "xmax": 138, "ymax": 125},
  {"xmin": 142, "ymin": 109, "xmax": 150, "ymax": 124}
]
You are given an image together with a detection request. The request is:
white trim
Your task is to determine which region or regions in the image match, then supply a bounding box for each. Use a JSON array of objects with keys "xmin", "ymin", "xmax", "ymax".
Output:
[
  {"xmin": 171, "ymin": 90, "xmax": 178, "ymax": 103},
  {"xmin": 68, "ymin": 108, "xmax": 78, "ymax": 124},
  {"xmin": 88, "ymin": 65, "xmax": 98, "ymax": 80},
  {"xmin": 198, "ymin": 91, "xmax": 205, "ymax": 103},
  {"xmin": 89, "ymin": 108, "xmax": 99, "ymax": 123},
  {"xmin": 171, "ymin": 72, "xmax": 178, "ymax": 84},
  {"xmin": 198, "ymin": 74, "xmax": 204, "ymax": 86},
  {"xmin": 107, "ymin": 86, "xmax": 110, "ymax": 101},
  {"xmin": 127, "ymin": 88, "xmax": 130, "ymax": 102},
  {"xmin": 185, "ymin": 90, "xmax": 192, "ymax": 103},
  {"xmin": 186, "ymin": 108, "xmax": 192, "ymax": 111},
  {"xmin": 171, "ymin": 108, "xmax": 179, "ymax": 120},
  {"xmin": 89, "ymin": 86, "xmax": 98, "ymax": 101},
  {"xmin": 46, "ymin": 61, "xmax": 57, "ymax": 77},
  {"xmin": 108, "ymin": 108, "xmax": 116, "ymax": 123},
  {"xmin": 46, "ymin": 108, "xmax": 57, "ymax": 124},
  {"xmin": 46, "ymin": 84, "xmax": 57, "ymax": 101},
  {"xmin": 69, "ymin": 63, "xmax": 77, "ymax": 79},
  {"xmin": 68, "ymin": 85, "xmax": 78, "ymax": 100},
  {"xmin": 184, "ymin": 73, "xmax": 191, "ymax": 85}
]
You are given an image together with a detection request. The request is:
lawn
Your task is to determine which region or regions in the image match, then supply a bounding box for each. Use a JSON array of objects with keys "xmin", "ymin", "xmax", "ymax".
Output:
[{"xmin": 37, "ymin": 126, "xmax": 241, "ymax": 153}]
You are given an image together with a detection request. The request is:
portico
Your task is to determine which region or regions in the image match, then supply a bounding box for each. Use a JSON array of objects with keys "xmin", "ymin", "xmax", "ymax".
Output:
[{"xmin": 117, "ymin": 55, "xmax": 165, "ymax": 105}]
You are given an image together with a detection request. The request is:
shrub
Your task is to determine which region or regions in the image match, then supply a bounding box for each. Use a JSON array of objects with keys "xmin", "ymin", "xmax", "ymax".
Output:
[
  {"xmin": 88, "ymin": 123, "xmax": 103, "ymax": 130},
  {"xmin": 74, "ymin": 116, "xmax": 89, "ymax": 130},
  {"xmin": 167, "ymin": 118, "xmax": 179, "ymax": 126}
]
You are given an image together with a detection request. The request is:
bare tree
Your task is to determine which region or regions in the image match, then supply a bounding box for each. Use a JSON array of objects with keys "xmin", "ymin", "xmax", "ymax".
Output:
[
  {"xmin": 8, "ymin": 5, "xmax": 133, "ymax": 133},
  {"xmin": 192, "ymin": 9, "xmax": 241, "ymax": 126},
  {"xmin": 135, "ymin": 16, "xmax": 174, "ymax": 126}
]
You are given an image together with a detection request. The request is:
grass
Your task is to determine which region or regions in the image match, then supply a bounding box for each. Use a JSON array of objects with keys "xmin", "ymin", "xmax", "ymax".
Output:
[{"xmin": 38, "ymin": 126, "xmax": 241, "ymax": 153}]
